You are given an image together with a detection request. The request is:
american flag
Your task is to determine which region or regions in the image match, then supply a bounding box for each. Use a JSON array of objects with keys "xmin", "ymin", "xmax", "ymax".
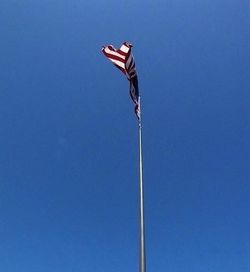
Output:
[{"xmin": 102, "ymin": 42, "xmax": 140, "ymax": 119}]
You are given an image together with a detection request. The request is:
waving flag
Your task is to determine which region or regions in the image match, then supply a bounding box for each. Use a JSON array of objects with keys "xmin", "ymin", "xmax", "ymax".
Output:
[{"xmin": 102, "ymin": 42, "xmax": 140, "ymax": 119}]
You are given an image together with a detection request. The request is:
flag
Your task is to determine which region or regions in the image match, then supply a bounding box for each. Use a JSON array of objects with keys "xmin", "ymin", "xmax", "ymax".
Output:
[{"xmin": 102, "ymin": 42, "xmax": 140, "ymax": 119}]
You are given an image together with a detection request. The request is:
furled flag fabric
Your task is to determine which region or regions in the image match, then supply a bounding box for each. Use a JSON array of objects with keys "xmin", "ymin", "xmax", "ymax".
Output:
[{"xmin": 102, "ymin": 42, "xmax": 140, "ymax": 119}]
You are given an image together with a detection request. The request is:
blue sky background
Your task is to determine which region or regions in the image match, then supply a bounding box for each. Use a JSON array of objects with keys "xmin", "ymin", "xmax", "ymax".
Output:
[{"xmin": 1, "ymin": 0, "xmax": 249, "ymax": 271}]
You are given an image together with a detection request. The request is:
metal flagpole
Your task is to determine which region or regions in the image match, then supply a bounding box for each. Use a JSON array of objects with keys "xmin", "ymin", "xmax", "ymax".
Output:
[{"xmin": 138, "ymin": 97, "xmax": 146, "ymax": 272}]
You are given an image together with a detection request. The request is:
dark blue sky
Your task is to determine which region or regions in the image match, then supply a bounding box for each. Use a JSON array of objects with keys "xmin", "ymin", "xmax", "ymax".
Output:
[{"xmin": 1, "ymin": 0, "xmax": 249, "ymax": 271}]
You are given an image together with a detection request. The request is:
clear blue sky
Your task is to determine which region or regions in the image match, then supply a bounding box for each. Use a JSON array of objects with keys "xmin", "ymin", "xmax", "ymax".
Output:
[{"xmin": 1, "ymin": 0, "xmax": 249, "ymax": 271}]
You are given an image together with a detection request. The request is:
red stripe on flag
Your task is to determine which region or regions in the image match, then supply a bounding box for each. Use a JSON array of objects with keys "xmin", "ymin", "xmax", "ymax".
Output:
[{"xmin": 102, "ymin": 52, "xmax": 125, "ymax": 63}]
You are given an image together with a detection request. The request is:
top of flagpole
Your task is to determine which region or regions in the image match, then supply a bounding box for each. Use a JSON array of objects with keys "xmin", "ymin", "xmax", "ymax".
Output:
[{"xmin": 138, "ymin": 96, "xmax": 142, "ymax": 124}]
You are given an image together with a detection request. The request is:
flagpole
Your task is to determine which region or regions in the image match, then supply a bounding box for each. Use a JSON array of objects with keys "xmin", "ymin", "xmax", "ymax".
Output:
[{"xmin": 138, "ymin": 97, "xmax": 146, "ymax": 272}]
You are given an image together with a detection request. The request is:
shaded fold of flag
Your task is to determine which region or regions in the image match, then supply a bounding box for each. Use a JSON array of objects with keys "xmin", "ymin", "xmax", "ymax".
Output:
[{"xmin": 102, "ymin": 42, "xmax": 140, "ymax": 119}]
